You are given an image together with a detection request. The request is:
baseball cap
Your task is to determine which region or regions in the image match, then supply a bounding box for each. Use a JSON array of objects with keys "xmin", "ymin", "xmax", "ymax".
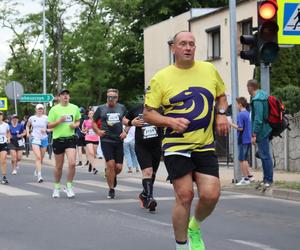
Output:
[
  {"xmin": 12, "ymin": 114, "xmax": 19, "ymax": 119},
  {"xmin": 58, "ymin": 88, "xmax": 70, "ymax": 95},
  {"xmin": 36, "ymin": 104, "xmax": 44, "ymax": 110}
]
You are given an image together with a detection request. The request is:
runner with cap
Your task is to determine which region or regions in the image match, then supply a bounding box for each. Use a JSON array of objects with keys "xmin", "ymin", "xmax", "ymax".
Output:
[
  {"xmin": 8, "ymin": 114, "xmax": 26, "ymax": 175},
  {"xmin": 0, "ymin": 111, "xmax": 10, "ymax": 184},
  {"xmin": 26, "ymin": 104, "xmax": 49, "ymax": 183},
  {"xmin": 48, "ymin": 89, "xmax": 81, "ymax": 198}
]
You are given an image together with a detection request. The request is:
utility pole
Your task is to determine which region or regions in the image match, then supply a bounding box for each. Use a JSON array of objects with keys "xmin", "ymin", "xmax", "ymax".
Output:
[
  {"xmin": 57, "ymin": 23, "xmax": 62, "ymax": 90},
  {"xmin": 229, "ymin": 0, "xmax": 241, "ymax": 182},
  {"xmin": 42, "ymin": 0, "xmax": 46, "ymax": 94}
]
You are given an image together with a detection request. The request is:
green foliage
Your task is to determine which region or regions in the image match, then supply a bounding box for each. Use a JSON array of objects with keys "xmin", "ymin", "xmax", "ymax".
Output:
[
  {"xmin": 270, "ymin": 45, "xmax": 300, "ymax": 90},
  {"xmin": 272, "ymin": 84, "xmax": 300, "ymax": 115}
]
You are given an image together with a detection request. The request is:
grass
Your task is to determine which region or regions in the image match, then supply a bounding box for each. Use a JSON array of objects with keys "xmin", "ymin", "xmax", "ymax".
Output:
[{"xmin": 274, "ymin": 181, "xmax": 300, "ymax": 191}]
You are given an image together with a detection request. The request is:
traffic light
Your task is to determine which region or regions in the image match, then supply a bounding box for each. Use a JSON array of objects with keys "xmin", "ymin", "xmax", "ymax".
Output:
[
  {"xmin": 240, "ymin": 32, "xmax": 259, "ymax": 66},
  {"xmin": 257, "ymin": 0, "xmax": 279, "ymax": 64}
]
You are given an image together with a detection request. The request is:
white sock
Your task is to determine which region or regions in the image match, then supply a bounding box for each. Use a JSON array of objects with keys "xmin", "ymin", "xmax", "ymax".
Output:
[{"xmin": 176, "ymin": 242, "xmax": 189, "ymax": 249}]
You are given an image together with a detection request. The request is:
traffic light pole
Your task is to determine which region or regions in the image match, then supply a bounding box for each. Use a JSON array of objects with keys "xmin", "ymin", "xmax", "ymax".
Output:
[
  {"xmin": 260, "ymin": 63, "xmax": 270, "ymax": 94},
  {"xmin": 229, "ymin": 0, "xmax": 241, "ymax": 182}
]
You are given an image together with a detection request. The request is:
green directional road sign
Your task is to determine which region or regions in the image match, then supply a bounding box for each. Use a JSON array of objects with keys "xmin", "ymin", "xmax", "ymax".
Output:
[{"xmin": 20, "ymin": 94, "xmax": 54, "ymax": 103}]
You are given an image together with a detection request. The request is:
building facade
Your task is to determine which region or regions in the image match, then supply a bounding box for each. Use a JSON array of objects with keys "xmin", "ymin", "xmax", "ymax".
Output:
[{"xmin": 144, "ymin": 0, "xmax": 258, "ymax": 102}]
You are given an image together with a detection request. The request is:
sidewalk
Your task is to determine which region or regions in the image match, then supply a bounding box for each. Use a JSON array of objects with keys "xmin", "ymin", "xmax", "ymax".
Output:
[{"xmin": 18, "ymin": 152, "xmax": 300, "ymax": 202}]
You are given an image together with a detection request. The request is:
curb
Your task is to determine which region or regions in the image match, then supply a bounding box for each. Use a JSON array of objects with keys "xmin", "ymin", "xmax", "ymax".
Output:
[{"xmin": 222, "ymin": 185, "xmax": 300, "ymax": 202}]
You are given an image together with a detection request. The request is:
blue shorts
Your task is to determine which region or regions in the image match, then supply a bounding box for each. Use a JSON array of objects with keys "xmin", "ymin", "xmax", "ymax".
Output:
[
  {"xmin": 30, "ymin": 137, "xmax": 49, "ymax": 148},
  {"xmin": 238, "ymin": 144, "xmax": 250, "ymax": 161}
]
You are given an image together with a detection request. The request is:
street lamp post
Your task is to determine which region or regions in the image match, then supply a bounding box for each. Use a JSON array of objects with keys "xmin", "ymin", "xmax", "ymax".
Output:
[{"xmin": 42, "ymin": 0, "xmax": 46, "ymax": 94}]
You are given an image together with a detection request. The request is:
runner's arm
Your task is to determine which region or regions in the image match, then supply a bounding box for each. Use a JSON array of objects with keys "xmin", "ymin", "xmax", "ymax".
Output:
[{"xmin": 143, "ymin": 105, "xmax": 189, "ymax": 134}]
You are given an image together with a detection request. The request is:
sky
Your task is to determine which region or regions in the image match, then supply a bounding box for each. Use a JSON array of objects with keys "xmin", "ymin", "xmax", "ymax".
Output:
[
  {"xmin": 0, "ymin": 0, "xmax": 78, "ymax": 69},
  {"xmin": 0, "ymin": 0, "xmax": 42, "ymax": 68}
]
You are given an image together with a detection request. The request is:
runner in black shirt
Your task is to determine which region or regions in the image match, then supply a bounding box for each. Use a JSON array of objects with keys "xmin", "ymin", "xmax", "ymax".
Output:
[{"xmin": 125, "ymin": 104, "xmax": 162, "ymax": 212}]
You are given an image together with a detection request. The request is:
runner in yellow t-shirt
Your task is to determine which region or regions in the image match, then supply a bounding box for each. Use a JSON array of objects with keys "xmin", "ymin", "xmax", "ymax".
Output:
[{"xmin": 144, "ymin": 31, "xmax": 229, "ymax": 250}]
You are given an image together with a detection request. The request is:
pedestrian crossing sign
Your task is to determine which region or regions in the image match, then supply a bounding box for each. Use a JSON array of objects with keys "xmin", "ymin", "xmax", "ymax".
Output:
[
  {"xmin": 278, "ymin": 0, "xmax": 300, "ymax": 44},
  {"xmin": 0, "ymin": 97, "xmax": 8, "ymax": 110}
]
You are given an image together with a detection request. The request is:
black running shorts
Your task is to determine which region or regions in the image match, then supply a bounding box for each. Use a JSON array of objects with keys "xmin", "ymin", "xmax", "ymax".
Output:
[
  {"xmin": 101, "ymin": 141, "xmax": 124, "ymax": 164},
  {"xmin": 0, "ymin": 143, "xmax": 8, "ymax": 152},
  {"xmin": 52, "ymin": 136, "xmax": 77, "ymax": 155},
  {"xmin": 164, "ymin": 151, "xmax": 219, "ymax": 182},
  {"xmin": 135, "ymin": 142, "xmax": 161, "ymax": 172}
]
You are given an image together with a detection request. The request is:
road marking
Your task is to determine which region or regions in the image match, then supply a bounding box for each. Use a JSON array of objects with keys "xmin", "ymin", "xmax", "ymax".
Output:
[
  {"xmin": 220, "ymin": 194, "xmax": 260, "ymax": 200},
  {"xmin": 0, "ymin": 185, "xmax": 39, "ymax": 196},
  {"xmin": 89, "ymin": 196, "xmax": 175, "ymax": 204},
  {"xmin": 229, "ymin": 239, "xmax": 280, "ymax": 250},
  {"xmin": 121, "ymin": 177, "xmax": 173, "ymax": 189},
  {"xmin": 109, "ymin": 209, "xmax": 172, "ymax": 227},
  {"xmin": 75, "ymin": 180, "xmax": 140, "ymax": 192},
  {"xmin": 28, "ymin": 182, "xmax": 94, "ymax": 193}
]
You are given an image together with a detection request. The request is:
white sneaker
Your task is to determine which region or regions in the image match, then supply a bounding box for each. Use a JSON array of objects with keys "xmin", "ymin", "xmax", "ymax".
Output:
[
  {"xmin": 12, "ymin": 169, "xmax": 17, "ymax": 175},
  {"xmin": 63, "ymin": 187, "xmax": 75, "ymax": 198},
  {"xmin": 52, "ymin": 188, "xmax": 60, "ymax": 198},
  {"xmin": 235, "ymin": 178, "xmax": 250, "ymax": 186}
]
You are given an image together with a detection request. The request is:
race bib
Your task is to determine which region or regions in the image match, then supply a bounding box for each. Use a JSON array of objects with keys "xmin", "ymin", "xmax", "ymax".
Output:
[
  {"xmin": 0, "ymin": 135, "xmax": 5, "ymax": 143},
  {"xmin": 142, "ymin": 125, "xmax": 158, "ymax": 139},
  {"xmin": 64, "ymin": 115, "xmax": 73, "ymax": 123},
  {"xmin": 88, "ymin": 128, "xmax": 96, "ymax": 135},
  {"xmin": 32, "ymin": 138, "xmax": 41, "ymax": 145},
  {"xmin": 107, "ymin": 113, "xmax": 120, "ymax": 126},
  {"xmin": 18, "ymin": 138, "xmax": 25, "ymax": 147}
]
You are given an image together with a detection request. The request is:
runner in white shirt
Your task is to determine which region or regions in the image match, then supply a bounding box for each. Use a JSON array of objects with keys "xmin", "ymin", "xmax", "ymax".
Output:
[
  {"xmin": 26, "ymin": 104, "xmax": 49, "ymax": 183},
  {"xmin": 0, "ymin": 111, "xmax": 10, "ymax": 184}
]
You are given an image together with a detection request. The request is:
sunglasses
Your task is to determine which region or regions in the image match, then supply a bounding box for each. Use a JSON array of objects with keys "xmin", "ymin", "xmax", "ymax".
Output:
[{"xmin": 107, "ymin": 96, "xmax": 117, "ymax": 100}]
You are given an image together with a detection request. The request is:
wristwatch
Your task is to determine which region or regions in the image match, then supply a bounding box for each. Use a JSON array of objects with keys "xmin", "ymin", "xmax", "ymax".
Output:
[{"xmin": 217, "ymin": 108, "xmax": 226, "ymax": 115}]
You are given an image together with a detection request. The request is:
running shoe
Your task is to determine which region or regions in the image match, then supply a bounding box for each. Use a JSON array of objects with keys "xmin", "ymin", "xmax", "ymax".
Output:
[
  {"xmin": 76, "ymin": 161, "xmax": 83, "ymax": 167},
  {"xmin": 113, "ymin": 176, "xmax": 117, "ymax": 188},
  {"xmin": 145, "ymin": 197, "xmax": 157, "ymax": 212},
  {"xmin": 12, "ymin": 169, "xmax": 17, "ymax": 175},
  {"xmin": 52, "ymin": 188, "xmax": 60, "ymax": 198},
  {"xmin": 38, "ymin": 176, "xmax": 44, "ymax": 183},
  {"xmin": 188, "ymin": 217, "xmax": 205, "ymax": 250},
  {"xmin": 85, "ymin": 160, "xmax": 90, "ymax": 166},
  {"xmin": 63, "ymin": 187, "xmax": 75, "ymax": 198},
  {"xmin": 1, "ymin": 176, "xmax": 8, "ymax": 184},
  {"xmin": 88, "ymin": 163, "xmax": 92, "ymax": 172},
  {"xmin": 138, "ymin": 192, "xmax": 147, "ymax": 208},
  {"xmin": 107, "ymin": 189, "xmax": 115, "ymax": 199},
  {"xmin": 93, "ymin": 168, "xmax": 98, "ymax": 175}
]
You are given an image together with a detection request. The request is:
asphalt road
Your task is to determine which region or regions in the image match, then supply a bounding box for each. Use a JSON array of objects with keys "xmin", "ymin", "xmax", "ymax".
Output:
[{"xmin": 0, "ymin": 161, "xmax": 299, "ymax": 250}]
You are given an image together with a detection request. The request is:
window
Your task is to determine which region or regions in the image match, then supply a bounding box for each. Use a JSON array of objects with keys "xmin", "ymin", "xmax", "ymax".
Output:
[
  {"xmin": 168, "ymin": 39, "xmax": 175, "ymax": 65},
  {"xmin": 206, "ymin": 26, "xmax": 221, "ymax": 60}
]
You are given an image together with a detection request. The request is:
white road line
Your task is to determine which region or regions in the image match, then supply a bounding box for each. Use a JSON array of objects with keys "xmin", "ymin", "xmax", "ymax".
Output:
[
  {"xmin": 0, "ymin": 185, "xmax": 39, "ymax": 196},
  {"xmin": 220, "ymin": 194, "xmax": 260, "ymax": 200},
  {"xmin": 109, "ymin": 209, "xmax": 172, "ymax": 227},
  {"xmin": 229, "ymin": 239, "xmax": 280, "ymax": 250},
  {"xmin": 28, "ymin": 182, "xmax": 94, "ymax": 193},
  {"xmin": 89, "ymin": 196, "xmax": 175, "ymax": 204},
  {"xmin": 121, "ymin": 177, "xmax": 173, "ymax": 189},
  {"xmin": 75, "ymin": 180, "xmax": 140, "ymax": 192}
]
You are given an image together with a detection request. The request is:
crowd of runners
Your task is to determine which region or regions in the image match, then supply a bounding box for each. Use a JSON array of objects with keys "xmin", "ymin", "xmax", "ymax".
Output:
[{"xmin": 0, "ymin": 31, "xmax": 236, "ymax": 250}]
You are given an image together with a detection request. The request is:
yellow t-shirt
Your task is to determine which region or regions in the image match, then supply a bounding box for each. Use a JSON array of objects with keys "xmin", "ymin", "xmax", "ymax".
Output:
[{"xmin": 145, "ymin": 61, "xmax": 226, "ymax": 153}]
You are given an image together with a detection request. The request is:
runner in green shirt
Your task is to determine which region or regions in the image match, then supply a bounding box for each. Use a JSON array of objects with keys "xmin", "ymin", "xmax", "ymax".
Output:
[{"xmin": 48, "ymin": 89, "xmax": 81, "ymax": 198}]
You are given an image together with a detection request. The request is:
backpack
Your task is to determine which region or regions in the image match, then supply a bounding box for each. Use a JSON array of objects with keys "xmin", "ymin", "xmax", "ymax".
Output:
[{"xmin": 267, "ymin": 95, "xmax": 290, "ymax": 139}]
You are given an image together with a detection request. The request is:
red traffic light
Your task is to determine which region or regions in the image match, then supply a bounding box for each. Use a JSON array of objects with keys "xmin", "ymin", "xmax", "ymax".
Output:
[{"xmin": 258, "ymin": 1, "xmax": 278, "ymax": 20}]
